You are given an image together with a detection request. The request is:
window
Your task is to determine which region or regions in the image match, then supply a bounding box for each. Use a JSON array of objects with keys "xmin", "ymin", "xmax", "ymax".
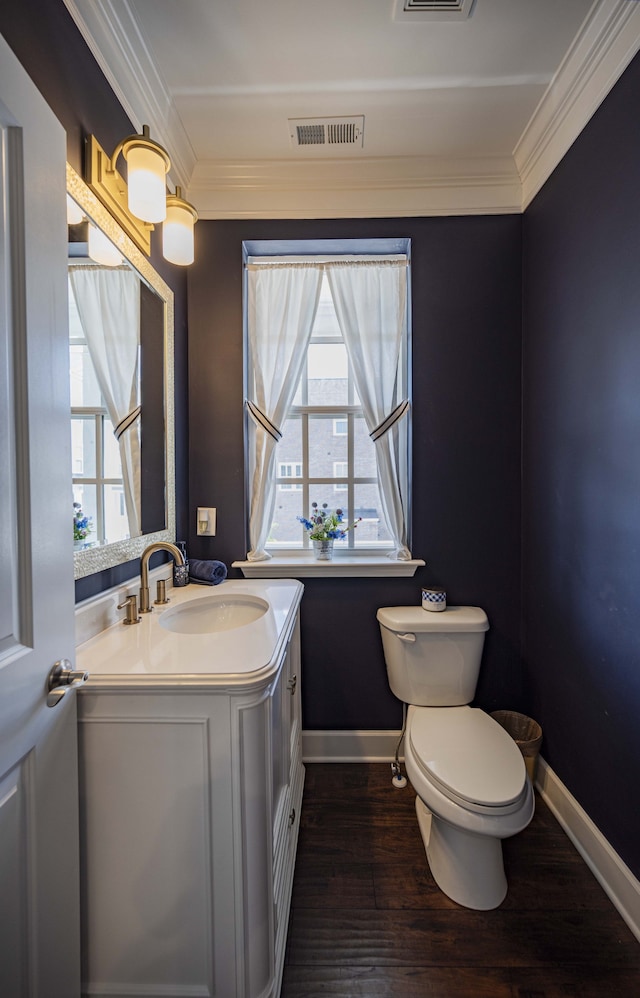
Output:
[
  {"xmin": 333, "ymin": 461, "xmax": 348, "ymax": 491},
  {"xmin": 278, "ymin": 461, "xmax": 303, "ymax": 490},
  {"xmin": 244, "ymin": 241, "xmax": 412, "ymax": 563},
  {"xmin": 69, "ymin": 276, "xmax": 132, "ymax": 545}
]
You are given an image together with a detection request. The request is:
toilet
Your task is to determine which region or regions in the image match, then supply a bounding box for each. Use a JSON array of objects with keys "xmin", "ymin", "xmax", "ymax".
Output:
[{"xmin": 377, "ymin": 604, "xmax": 534, "ymax": 910}]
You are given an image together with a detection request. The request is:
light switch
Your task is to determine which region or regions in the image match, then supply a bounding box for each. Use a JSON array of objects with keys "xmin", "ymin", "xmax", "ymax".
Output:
[{"xmin": 197, "ymin": 507, "xmax": 216, "ymax": 536}]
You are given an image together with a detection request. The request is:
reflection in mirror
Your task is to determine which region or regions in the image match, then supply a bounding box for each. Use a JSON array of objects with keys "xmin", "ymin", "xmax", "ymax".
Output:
[
  {"xmin": 67, "ymin": 164, "xmax": 175, "ymax": 580},
  {"xmin": 69, "ymin": 261, "xmax": 142, "ymax": 544}
]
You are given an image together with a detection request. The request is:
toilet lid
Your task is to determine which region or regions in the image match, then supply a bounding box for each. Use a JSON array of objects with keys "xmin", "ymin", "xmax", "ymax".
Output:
[{"xmin": 409, "ymin": 706, "xmax": 525, "ymax": 808}]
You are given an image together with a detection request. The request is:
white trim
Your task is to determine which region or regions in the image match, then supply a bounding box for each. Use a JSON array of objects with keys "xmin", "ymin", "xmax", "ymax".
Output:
[
  {"xmin": 302, "ymin": 729, "xmax": 403, "ymax": 763},
  {"xmin": 535, "ymin": 756, "xmax": 640, "ymax": 944},
  {"xmin": 188, "ymin": 158, "xmax": 522, "ymax": 219},
  {"xmin": 62, "ymin": 1, "xmax": 640, "ymax": 218},
  {"xmin": 62, "ymin": 0, "xmax": 195, "ymax": 190},
  {"xmin": 515, "ymin": 0, "xmax": 640, "ymax": 209},
  {"xmin": 232, "ymin": 556, "xmax": 425, "ymax": 578}
]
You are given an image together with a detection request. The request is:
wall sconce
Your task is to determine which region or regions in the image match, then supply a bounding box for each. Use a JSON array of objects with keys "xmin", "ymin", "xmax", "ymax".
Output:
[
  {"xmin": 85, "ymin": 126, "xmax": 197, "ymax": 264},
  {"xmin": 163, "ymin": 187, "xmax": 198, "ymax": 266},
  {"xmin": 68, "ymin": 195, "xmax": 122, "ymax": 267},
  {"xmin": 87, "ymin": 224, "xmax": 123, "ymax": 267}
]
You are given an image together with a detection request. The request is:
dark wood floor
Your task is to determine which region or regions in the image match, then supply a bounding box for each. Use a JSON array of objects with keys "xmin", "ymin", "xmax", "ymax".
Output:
[{"xmin": 281, "ymin": 763, "xmax": 640, "ymax": 997}]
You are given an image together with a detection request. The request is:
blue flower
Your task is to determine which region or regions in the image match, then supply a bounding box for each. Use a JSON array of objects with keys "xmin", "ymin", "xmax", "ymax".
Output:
[{"xmin": 297, "ymin": 504, "xmax": 362, "ymax": 542}]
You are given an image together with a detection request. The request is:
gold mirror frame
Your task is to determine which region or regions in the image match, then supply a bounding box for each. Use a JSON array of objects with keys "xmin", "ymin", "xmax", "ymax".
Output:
[{"xmin": 67, "ymin": 163, "xmax": 175, "ymax": 580}]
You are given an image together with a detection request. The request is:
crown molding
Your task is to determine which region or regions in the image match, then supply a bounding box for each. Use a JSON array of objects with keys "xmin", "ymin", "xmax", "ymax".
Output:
[
  {"xmin": 188, "ymin": 156, "xmax": 521, "ymax": 219},
  {"xmin": 62, "ymin": 0, "xmax": 195, "ymax": 190},
  {"xmin": 515, "ymin": 0, "xmax": 640, "ymax": 209},
  {"xmin": 64, "ymin": 0, "xmax": 640, "ymax": 218}
]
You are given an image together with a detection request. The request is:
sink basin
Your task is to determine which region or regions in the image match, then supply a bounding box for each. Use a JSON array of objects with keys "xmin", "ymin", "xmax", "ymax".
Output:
[{"xmin": 159, "ymin": 594, "xmax": 269, "ymax": 635}]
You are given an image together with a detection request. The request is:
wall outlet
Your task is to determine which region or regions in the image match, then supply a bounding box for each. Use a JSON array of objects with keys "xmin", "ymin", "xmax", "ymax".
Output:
[{"xmin": 196, "ymin": 507, "xmax": 216, "ymax": 536}]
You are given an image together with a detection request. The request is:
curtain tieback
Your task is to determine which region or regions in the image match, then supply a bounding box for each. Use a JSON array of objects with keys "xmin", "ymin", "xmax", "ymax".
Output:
[
  {"xmin": 246, "ymin": 400, "xmax": 282, "ymax": 442},
  {"xmin": 370, "ymin": 399, "xmax": 410, "ymax": 442},
  {"xmin": 114, "ymin": 405, "xmax": 141, "ymax": 441}
]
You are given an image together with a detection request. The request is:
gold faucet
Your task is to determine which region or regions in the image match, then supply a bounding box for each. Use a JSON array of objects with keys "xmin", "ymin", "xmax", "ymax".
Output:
[{"xmin": 139, "ymin": 541, "xmax": 186, "ymax": 613}]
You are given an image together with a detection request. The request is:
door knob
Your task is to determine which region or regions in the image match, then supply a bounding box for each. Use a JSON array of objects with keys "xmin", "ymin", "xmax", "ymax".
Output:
[{"xmin": 46, "ymin": 659, "xmax": 89, "ymax": 707}]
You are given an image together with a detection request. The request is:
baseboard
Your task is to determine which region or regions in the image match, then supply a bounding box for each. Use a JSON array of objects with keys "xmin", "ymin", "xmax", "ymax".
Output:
[
  {"xmin": 535, "ymin": 756, "xmax": 640, "ymax": 943},
  {"xmin": 302, "ymin": 729, "xmax": 403, "ymax": 763}
]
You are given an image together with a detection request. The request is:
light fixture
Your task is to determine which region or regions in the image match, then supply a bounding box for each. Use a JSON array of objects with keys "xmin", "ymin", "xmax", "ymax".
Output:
[
  {"xmin": 85, "ymin": 126, "xmax": 198, "ymax": 264},
  {"xmin": 66, "ymin": 193, "xmax": 84, "ymax": 226},
  {"xmin": 163, "ymin": 187, "xmax": 198, "ymax": 266},
  {"xmin": 115, "ymin": 125, "xmax": 170, "ymax": 223},
  {"xmin": 87, "ymin": 223, "xmax": 123, "ymax": 267}
]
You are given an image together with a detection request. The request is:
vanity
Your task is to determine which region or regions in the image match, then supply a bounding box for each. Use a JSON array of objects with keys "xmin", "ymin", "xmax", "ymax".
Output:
[{"xmin": 75, "ymin": 578, "xmax": 304, "ymax": 998}]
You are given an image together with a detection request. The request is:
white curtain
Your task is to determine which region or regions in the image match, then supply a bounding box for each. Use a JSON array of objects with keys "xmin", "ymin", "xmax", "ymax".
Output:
[
  {"xmin": 246, "ymin": 263, "xmax": 323, "ymax": 560},
  {"xmin": 69, "ymin": 267, "xmax": 141, "ymax": 537},
  {"xmin": 325, "ymin": 261, "xmax": 411, "ymax": 560}
]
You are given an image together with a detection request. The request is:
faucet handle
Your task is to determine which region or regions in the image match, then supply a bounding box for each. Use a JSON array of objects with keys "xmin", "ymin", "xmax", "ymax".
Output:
[
  {"xmin": 154, "ymin": 577, "xmax": 171, "ymax": 605},
  {"xmin": 117, "ymin": 594, "xmax": 141, "ymax": 625}
]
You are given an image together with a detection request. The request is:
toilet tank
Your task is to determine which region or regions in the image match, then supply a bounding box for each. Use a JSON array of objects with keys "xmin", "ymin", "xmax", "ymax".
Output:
[{"xmin": 376, "ymin": 605, "xmax": 489, "ymax": 706}]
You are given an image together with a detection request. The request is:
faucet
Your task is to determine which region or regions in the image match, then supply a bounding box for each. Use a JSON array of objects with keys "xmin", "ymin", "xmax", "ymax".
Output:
[{"xmin": 139, "ymin": 541, "xmax": 186, "ymax": 613}]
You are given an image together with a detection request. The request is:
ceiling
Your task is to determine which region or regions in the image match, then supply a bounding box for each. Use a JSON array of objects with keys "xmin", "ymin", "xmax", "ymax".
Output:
[{"xmin": 65, "ymin": 0, "xmax": 640, "ymax": 218}]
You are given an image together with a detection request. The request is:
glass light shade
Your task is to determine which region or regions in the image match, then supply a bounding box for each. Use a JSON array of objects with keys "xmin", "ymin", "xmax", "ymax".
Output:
[
  {"xmin": 66, "ymin": 194, "xmax": 84, "ymax": 225},
  {"xmin": 163, "ymin": 199, "xmax": 196, "ymax": 266},
  {"xmin": 126, "ymin": 144, "xmax": 167, "ymax": 223},
  {"xmin": 87, "ymin": 224, "xmax": 123, "ymax": 267}
]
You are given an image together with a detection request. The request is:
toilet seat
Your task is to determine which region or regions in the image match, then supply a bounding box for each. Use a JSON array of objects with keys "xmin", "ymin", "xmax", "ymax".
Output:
[{"xmin": 408, "ymin": 706, "xmax": 527, "ymax": 815}]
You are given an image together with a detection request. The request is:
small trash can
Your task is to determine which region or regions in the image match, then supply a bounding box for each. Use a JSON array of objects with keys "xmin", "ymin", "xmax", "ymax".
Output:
[{"xmin": 490, "ymin": 710, "xmax": 542, "ymax": 782}]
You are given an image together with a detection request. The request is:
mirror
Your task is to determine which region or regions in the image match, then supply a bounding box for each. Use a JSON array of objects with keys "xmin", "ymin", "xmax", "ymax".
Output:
[{"xmin": 67, "ymin": 164, "xmax": 175, "ymax": 580}]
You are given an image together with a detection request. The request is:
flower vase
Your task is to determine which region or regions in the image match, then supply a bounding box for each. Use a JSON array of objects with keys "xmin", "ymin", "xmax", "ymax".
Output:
[{"xmin": 312, "ymin": 539, "xmax": 334, "ymax": 561}]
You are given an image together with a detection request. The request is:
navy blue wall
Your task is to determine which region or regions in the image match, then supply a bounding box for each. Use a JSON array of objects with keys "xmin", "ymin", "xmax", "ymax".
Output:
[
  {"xmin": 0, "ymin": 2, "xmax": 190, "ymax": 601},
  {"xmin": 523, "ymin": 52, "xmax": 640, "ymax": 877},
  {"xmin": 188, "ymin": 215, "xmax": 523, "ymax": 730}
]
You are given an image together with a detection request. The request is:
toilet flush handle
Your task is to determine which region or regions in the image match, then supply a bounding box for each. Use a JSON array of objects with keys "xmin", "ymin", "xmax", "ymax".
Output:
[{"xmin": 397, "ymin": 632, "xmax": 416, "ymax": 643}]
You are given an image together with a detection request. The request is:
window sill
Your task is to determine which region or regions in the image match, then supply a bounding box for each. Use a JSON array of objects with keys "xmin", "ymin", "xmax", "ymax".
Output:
[{"xmin": 232, "ymin": 555, "xmax": 425, "ymax": 578}]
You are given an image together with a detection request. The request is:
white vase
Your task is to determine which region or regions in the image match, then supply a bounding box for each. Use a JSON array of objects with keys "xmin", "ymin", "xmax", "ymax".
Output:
[{"xmin": 312, "ymin": 539, "xmax": 334, "ymax": 561}]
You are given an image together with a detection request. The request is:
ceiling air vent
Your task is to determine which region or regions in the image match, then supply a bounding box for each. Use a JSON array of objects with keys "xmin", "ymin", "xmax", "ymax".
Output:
[
  {"xmin": 289, "ymin": 116, "xmax": 364, "ymax": 148},
  {"xmin": 393, "ymin": 0, "xmax": 476, "ymax": 20}
]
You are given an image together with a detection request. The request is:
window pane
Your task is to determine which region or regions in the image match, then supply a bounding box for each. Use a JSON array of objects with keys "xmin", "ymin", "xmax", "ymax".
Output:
[
  {"xmin": 270, "ymin": 489, "xmax": 303, "ymax": 545},
  {"xmin": 354, "ymin": 484, "xmax": 392, "ymax": 545},
  {"xmin": 306, "ymin": 490, "xmax": 350, "ymax": 548},
  {"xmin": 308, "ymin": 413, "xmax": 347, "ymax": 478},
  {"xmin": 354, "ymin": 415, "xmax": 377, "ymax": 478},
  {"xmin": 312, "ymin": 281, "xmax": 341, "ymax": 337},
  {"xmin": 104, "ymin": 419, "xmax": 125, "ymax": 478},
  {"xmin": 73, "ymin": 483, "xmax": 97, "ymax": 542},
  {"xmin": 69, "ymin": 343, "xmax": 102, "ymax": 407},
  {"xmin": 104, "ymin": 485, "xmax": 130, "ymax": 541},
  {"xmin": 71, "ymin": 416, "xmax": 96, "ymax": 478},
  {"xmin": 307, "ymin": 344, "xmax": 348, "ymax": 405},
  {"xmin": 277, "ymin": 416, "xmax": 302, "ymax": 482},
  {"xmin": 333, "ymin": 461, "xmax": 348, "ymax": 493}
]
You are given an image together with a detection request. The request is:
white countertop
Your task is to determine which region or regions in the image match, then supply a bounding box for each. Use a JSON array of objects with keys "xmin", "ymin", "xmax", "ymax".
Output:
[{"xmin": 76, "ymin": 578, "xmax": 304, "ymax": 691}]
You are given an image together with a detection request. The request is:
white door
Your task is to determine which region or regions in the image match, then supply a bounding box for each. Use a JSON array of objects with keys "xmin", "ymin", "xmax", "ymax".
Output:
[{"xmin": 0, "ymin": 33, "xmax": 81, "ymax": 997}]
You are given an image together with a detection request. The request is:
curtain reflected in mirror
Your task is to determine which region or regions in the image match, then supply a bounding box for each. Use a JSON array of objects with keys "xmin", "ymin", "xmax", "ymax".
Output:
[
  {"xmin": 67, "ymin": 163, "xmax": 175, "ymax": 580},
  {"xmin": 69, "ymin": 264, "xmax": 142, "ymax": 545}
]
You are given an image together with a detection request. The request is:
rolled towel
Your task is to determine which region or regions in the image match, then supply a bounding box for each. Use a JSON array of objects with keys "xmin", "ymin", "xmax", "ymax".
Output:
[{"xmin": 188, "ymin": 559, "xmax": 228, "ymax": 586}]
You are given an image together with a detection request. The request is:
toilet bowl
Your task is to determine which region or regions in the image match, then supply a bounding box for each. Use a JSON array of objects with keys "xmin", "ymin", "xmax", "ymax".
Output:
[
  {"xmin": 376, "ymin": 604, "xmax": 535, "ymax": 910},
  {"xmin": 403, "ymin": 704, "xmax": 534, "ymax": 909}
]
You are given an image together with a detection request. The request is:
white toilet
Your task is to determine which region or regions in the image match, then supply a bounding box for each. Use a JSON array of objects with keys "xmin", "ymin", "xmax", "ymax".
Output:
[{"xmin": 377, "ymin": 604, "xmax": 534, "ymax": 910}]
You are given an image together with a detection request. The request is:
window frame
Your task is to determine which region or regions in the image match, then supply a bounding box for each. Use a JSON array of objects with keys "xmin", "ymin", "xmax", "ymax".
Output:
[{"xmin": 239, "ymin": 238, "xmax": 421, "ymax": 574}]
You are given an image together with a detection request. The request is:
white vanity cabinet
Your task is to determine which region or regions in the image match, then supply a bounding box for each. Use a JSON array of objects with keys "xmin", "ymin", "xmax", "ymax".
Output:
[{"xmin": 75, "ymin": 580, "xmax": 304, "ymax": 998}]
